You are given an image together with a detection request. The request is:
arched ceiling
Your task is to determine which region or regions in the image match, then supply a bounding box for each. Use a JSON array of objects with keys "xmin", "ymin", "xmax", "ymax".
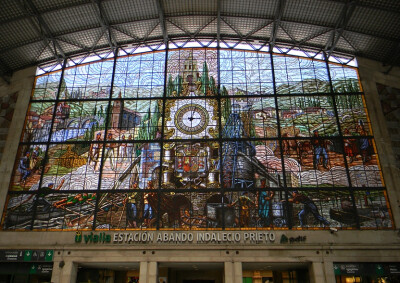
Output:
[{"xmin": 0, "ymin": 0, "xmax": 399, "ymax": 82}]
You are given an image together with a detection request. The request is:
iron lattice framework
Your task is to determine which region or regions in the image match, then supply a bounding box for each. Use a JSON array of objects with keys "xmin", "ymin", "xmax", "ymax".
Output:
[{"xmin": 0, "ymin": 0, "xmax": 400, "ymax": 83}]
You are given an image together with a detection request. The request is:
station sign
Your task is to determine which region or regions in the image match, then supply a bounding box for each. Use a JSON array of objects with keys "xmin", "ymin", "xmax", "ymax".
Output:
[
  {"xmin": 334, "ymin": 263, "xmax": 400, "ymax": 276},
  {"xmin": 74, "ymin": 231, "xmax": 307, "ymax": 245},
  {"xmin": 0, "ymin": 250, "xmax": 53, "ymax": 262}
]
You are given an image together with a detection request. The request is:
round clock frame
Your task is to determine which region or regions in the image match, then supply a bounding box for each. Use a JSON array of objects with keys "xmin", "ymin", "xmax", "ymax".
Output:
[{"xmin": 174, "ymin": 104, "xmax": 210, "ymax": 135}]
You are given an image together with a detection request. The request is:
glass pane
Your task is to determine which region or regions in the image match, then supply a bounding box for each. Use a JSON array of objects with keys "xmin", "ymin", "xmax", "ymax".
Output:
[
  {"xmin": 274, "ymin": 55, "xmax": 330, "ymax": 94},
  {"xmin": 329, "ymin": 64, "xmax": 361, "ymax": 93},
  {"xmin": 9, "ymin": 145, "xmax": 47, "ymax": 191},
  {"xmin": 288, "ymin": 190, "xmax": 341, "ymax": 229},
  {"xmin": 32, "ymin": 72, "xmax": 62, "ymax": 100},
  {"xmin": 354, "ymin": 190, "xmax": 393, "ymax": 229},
  {"xmin": 166, "ymin": 49, "xmax": 218, "ymax": 97},
  {"xmin": 50, "ymin": 101, "xmax": 109, "ymax": 142},
  {"xmin": 32, "ymin": 192, "xmax": 96, "ymax": 230},
  {"xmin": 2, "ymin": 48, "xmax": 394, "ymax": 231},
  {"xmin": 164, "ymin": 98, "xmax": 218, "ymax": 140},
  {"xmin": 61, "ymin": 59, "xmax": 114, "ymax": 100},
  {"xmin": 114, "ymin": 51, "xmax": 165, "ymax": 99},
  {"xmin": 278, "ymin": 96, "xmax": 339, "ymax": 137}
]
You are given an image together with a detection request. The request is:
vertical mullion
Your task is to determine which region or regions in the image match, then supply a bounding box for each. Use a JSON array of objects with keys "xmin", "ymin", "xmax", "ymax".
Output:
[
  {"xmin": 269, "ymin": 46, "xmax": 292, "ymax": 229},
  {"xmin": 92, "ymin": 50, "xmax": 119, "ymax": 230},
  {"xmin": 29, "ymin": 59, "xmax": 67, "ymax": 230},
  {"xmin": 324, "ymin": 52, "xmax": 360, "ymax": 229},
  {"xmin": 157, "ymin": 47, "xmax": 170, "ymax": 230},
  {"xmin": 216, "ymin": 41, "xmax": 225, "ymax": 229}
]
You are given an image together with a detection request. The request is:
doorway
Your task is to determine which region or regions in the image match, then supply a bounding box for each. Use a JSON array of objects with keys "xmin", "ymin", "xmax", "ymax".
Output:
[{"xmin": 159, "ymin": 262, "xmax": 223, "ymax": 283}]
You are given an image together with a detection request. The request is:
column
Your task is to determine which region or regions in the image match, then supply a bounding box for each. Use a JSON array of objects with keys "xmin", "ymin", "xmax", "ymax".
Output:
[
  {"xmin": 0, "ymin": 67, "xmax": 36, "ymax": 217},
  {"xmin": 140, "ymin": 261, "xmax": 158, "ymax": 283},
  {"xmin": 224, "ymin": 261, "xmax": 242, "ymax": 283},
  {"xmin": 323, "ymin": 261, "xmax": 336, "ymax": 283},
  {"xmin": 310, "ymin": 261, "xmax": 336, "ymax": 283},
  {"xmin": 51, "ymin": 260, "xmax": 78, "ymax": 283}
]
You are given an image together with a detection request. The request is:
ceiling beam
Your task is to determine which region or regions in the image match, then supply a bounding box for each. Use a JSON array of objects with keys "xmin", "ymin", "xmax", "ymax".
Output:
[
  {"xmin": 1, "ymin": 11, "xmax": 398, "ymax": 56},
  {"xmin": 91, "ymin": 0, "xmax": 117, "ymax": 55},
  {"xmin": 325, "ymin": 0, "xmax": 357, "ymax": 58},
  {"xmin": 221, "ymin": 17, "xmax": 244, "ymax": 39},
  {"xmin": 155, "ymin": 0, "xmax": 168, "ymax": 46},
  {"xmin": 244, "ymin": 20, "xmax": 274, "ymax": 39},
  {"xmin": 319, "ymin": 0, "xmax": 400, "ymax": 15},
  {"xmin": 167, "ymin": 17, "xmax": 216, "ymax": 40},
  {"xmin": 270, "ymin": 0, "xmax": 287, "ymax": 47},
  {"xmin": 291, "ymin": 27, "xmax": 333, "ymax": 48},
  {"xmin": 17, "ymin": 0, "xmax": 65, "ymax": 65}
]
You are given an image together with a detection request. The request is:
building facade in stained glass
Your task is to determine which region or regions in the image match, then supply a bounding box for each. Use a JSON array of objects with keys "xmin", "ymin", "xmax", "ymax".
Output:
[{"xmin": 1, "ymin": 48, "xmax": 393, "ymax": 231}]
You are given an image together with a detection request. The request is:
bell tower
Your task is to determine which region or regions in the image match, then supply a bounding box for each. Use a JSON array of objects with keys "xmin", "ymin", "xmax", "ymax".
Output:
[{"xmin": 111, "ymin": 92, "xmax": 124, "ymax": 128}]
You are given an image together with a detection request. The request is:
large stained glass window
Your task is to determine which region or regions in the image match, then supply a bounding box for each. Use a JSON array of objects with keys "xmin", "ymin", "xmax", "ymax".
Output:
[{"xmin": 1, "ymin": 47, "xmax": 393, "ymax": 231}]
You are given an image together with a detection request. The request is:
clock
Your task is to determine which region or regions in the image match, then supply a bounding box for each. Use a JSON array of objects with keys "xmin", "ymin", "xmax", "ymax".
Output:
[{"xmin": 174, "ymin": 104, "xmax": 209, "ymax": 135}]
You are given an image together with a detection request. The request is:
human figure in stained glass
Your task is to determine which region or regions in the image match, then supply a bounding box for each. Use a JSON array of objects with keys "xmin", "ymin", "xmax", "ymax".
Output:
[
  {"xmin": 104, "ymin": 132, "xmax": 117, "ymax": 170},
  {"xmin": 29, "ymin": 146, "xmax": 43, "ymax": 170},
  {"xmin": 288, "ymin": 191, "xmax": 330, "ymax": 227},
  {"xmin": 357, "ymin": 121, "xmax": 371, "ymax": 163},
  {"xmin": 88, "ymin": 132, "xmax": 103, "ymax": 169},
  {"xmin": 18, "ymin": 151, "xmax": 31, "ymax": 185},
  {"xmin": 143, "ymin": 192, "xmax": 153, "ymax": 227},
  {"xmin": 27, "ymin": 180, "xmax": 65, "ymax": 213},
  {"xmin": 53, "ymin": 192, "xmax": 96, "ymax": 209},
  {"xmin": 229, "ymin": 191, "xmax": 255, "ymax": 227},
  {"xmin": 125, "ymin": 182, "xmax": 141, "ymax": 228},
  {"xmin": 343, "ymin": 128, "xmax": 356, "ymax": 163},
  {"xmin": 126, "ymin": 134, "xmax": 134, "ymax": 161},
  {"xmin": 118, "ymin": 135, "xmax": 128, "ymax": 163},
  {"xmin": 312, "ymin": 130, "xmax": 329, "ymax": 169},
  {"xmin": 258, "ymin": 179, "xmax": 275, "ymax": 227}
]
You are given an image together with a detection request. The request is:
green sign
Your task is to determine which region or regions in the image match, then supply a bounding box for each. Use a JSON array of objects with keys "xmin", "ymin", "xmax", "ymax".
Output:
[
  {"xmin": 333, "ymin": 264, "xmax": 340, "ymax": 275},
  {"xmin": 376, "ymin": 264, "xmax": 384, "ymax": 276},
  {"xmin": 45, "ymin": 250, "xmax": 53, "ymax": 261},
  {"xmin": 0, "ymin": 250, "xmax": 53, "ymax": 262},
  {"xmin": 29, "ymin": 264, "xmax": 37, "ymax": 274},
  {"xmin": 24, "ymin": 250, "xmax": 33, "ymax": 261}
]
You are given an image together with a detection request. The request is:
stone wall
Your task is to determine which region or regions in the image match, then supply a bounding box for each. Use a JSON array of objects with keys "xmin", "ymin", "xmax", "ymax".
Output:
[
  {"xmin": 376, "ymin": 83, "xmax": 400, "ymax": 168},
  {"xmin": 0, "ymin": 79, "xmax": 17, "ymax": 163}
]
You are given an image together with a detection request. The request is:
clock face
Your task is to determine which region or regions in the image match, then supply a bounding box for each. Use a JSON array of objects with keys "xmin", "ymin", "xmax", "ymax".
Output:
[{"xmin": 174, "ymin": 104, "xmax": 209, "ymax": 135}]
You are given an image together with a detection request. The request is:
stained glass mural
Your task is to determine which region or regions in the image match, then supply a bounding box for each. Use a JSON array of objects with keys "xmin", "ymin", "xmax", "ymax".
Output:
[{"xmin": 1, "ymin": 48, "xmax": 393, "ymax": 231}]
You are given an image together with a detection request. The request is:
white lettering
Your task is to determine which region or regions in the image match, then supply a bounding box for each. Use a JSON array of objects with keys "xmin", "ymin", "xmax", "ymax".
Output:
[
  {"xmin": 234, "ymin": 233, "xmax": 240, "ymax": 242},
  {"xmin": 269, "ymin": 233, "xmax": 275, "ymax": 242},
  {"xmin": 111, "ymin": 231, "xmax": 277, "ymax": 244},
  {"xmin": 127, "ymin": 233, "xmax": 134, "ymax": 243},
  {"xmin": 141, "ymin": 233, "xmax": 148, "ymax": 242},
  {"xmin": 197, "ymin": 233, "xmax": 203, "ymax": 242}
]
